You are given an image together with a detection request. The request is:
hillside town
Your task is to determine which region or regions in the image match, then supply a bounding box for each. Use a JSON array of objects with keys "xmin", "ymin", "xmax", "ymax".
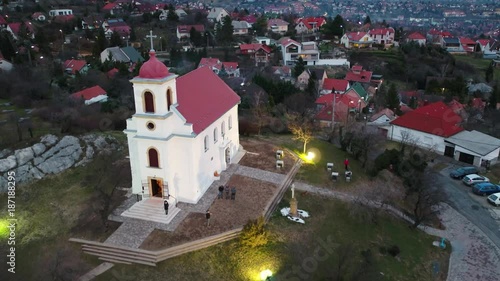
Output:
[{"xmin": 0, "ymin": 0, "xmax": 500, "ymax": 280}]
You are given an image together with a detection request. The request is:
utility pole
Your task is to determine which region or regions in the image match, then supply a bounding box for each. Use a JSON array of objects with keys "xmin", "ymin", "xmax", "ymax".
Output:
[{"xmin": 331, "ymin": 92, "xmax": 336, "ymax": 132}]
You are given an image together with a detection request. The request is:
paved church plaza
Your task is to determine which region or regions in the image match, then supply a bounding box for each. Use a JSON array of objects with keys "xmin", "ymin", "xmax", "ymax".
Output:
[{"xmin": 104, "ymin": 138, "xmax": 298, "ymax": 250}]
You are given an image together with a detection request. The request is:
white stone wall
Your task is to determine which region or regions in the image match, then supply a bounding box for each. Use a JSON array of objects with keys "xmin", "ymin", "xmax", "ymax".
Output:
[{"xmin": 388, "ymin": 125, "xmax": 446, "ymax": 154}]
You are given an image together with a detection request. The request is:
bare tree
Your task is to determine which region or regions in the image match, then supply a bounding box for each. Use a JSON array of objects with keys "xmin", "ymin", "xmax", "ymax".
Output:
[
  {"xmin": 251, "ymin": 90, "xmax": 269, "ymax": 135},
  {"xmin": 406, "ymin": 171, "xmax": 445, "ymax": 228},
  {"xmin": 287, "ymin": 113, "xmax": 314, "ymax": 153}
]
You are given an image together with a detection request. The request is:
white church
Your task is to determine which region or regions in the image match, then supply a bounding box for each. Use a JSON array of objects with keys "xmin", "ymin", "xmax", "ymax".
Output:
[{"xmin": 123, "ymin": 49, "xmax": 241, "ymax": 222}]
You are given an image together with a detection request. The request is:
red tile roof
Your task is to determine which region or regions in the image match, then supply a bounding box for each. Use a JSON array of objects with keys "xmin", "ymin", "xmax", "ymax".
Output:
[
  {"xmin": 408, "ymin": 32, "xmax": 426, "ymax": 40},
  {"xmin": 107, "ymin": 68, "xmax": 119, "ymax": 78},
  {"xmin": 459, "ymin": 37, "xmax": 476, "ymax": 45},
  {"xmin": 102, "ymin": 2, "xmax": 118, "ymax": 10},
  {"xmin": 71, "ymin": 86, "xmax": 107, "ymax": 101},
  {"xmin": 239, "ymin": 43, "xmax": 271, "ymax": 53},
  {"xmin": 177, "ymin": 24, "xmax": 205, "ymax": 33},
  {"xmin": 176, "ymin": 67, "xmax": 240, "ymax": 134},
  {"xmin": 63, "ymin": 59, "xmax": 87, "ymax": 74},
  {"xmin": 138, "ymin": 52, "xmax": 169, "ymax": 79},
  {"xmin": 240, "ymin": 15, "xmax": 257, "ymax": 24},
  {"xmin": 279, "ymin": 38, "xmax": 300, "ymax": 47},
  {"xmin": 345, "ymin": 68, "xmax": 372, "ymax": 83},
  {"xmin": 345, "ymin": 31, "xmax": 367, "ymax": 41},
  {"xmin": 322, "ymin": 78, "xmax": 349, "ymax": 92},
  {"xmin": 390, "ymin": 101, "xmax": 463, "ymax": 137},
  {"xmin": 369, "ymin": 27, "xmax": 394, "ymax": 35},
  {"xmin": 0, "ymin": 15, "xmax": 6, "ymax": 25},
  {"xmin": 477, "ymin": 39, "xmax": 489, "ymax": 46},
  {"xmin": 315, "ymin": 93, "xmax": 365, "ymax": 123}
]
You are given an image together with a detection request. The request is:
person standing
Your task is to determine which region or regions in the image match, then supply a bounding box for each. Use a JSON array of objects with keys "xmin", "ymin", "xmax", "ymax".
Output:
[
  {"xmin": 225, "ymin": 185, "xmax": 230, "ymax": 199},
  {"xmin": 344, "ymin": 158, "xmax": 349, "ymax": 170},
  {"xmin": 205, "ymin": 209, "xmax": 211, "ymax": 227},
  {"xmin": 218, "ymin": 185, "xmax": 224, "ymax": 199},
  {"xmin": 164, "ymin": 200, "xmax": 169, "ymax": 215}
]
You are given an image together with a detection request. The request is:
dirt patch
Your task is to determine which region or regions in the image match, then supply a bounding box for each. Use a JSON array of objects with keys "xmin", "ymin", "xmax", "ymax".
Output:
[
  {"xmin": 140, "ymin": 175, "xmax": 278, "ymax": 250},
  {"xmin": 239, "ymin": 137, "xmax": 297, "ymax": 174}
]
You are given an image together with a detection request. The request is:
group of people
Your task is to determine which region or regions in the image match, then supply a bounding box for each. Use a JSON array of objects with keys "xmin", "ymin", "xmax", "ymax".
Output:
[{"xmin": 218, "ymin": 185, "xmax": 236, "ymax": 200}]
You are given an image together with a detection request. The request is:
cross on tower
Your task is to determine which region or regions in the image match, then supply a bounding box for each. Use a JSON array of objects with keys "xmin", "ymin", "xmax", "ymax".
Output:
[{"xmin": 146, "ymin": 30, "xmax": 157, "ymax": 52}]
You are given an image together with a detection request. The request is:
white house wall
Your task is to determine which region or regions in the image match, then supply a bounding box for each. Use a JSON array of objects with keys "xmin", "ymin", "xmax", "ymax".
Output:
[
  {"xmin": 453, "ymin": 145, "xmax": 500, "ymax": 166},
  {"xmin": 388, "ymin": 125, "xmax": 446, "ymax": 153}
]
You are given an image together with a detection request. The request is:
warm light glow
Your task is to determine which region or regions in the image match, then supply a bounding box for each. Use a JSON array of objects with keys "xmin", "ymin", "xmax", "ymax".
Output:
[
  {"xmin": 260, "ymin": 269, "xmax": 272, "ymax": 280},
  {"xmin": 307, "ymin": 152, "xmax": 315, "ymax": 160}
]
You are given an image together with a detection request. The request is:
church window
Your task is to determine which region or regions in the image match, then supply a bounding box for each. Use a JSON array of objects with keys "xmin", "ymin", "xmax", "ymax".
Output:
[
  {"xmin": 228, "ymin": 116, "xmax": 232, "ymax": 130},
  {"xmin": 144, "ymin": 91, "xmax": 155, "ymax": 113},
  {"xmin": 221, "ymin": 121, "xmax": 225, "ymax": 137},
  {"xmin": 214, "ymin": 128, "xmax": 218, "ymax": 143},
  {"xmin": 204, "ymin": 136, "xmax": 209, "ymax": 151},
  {"xmin": 148, "ymin": 148, "xmax": 159, "ymax": 168},
  {"xmin": 146, "ymin": 121, "xmax": 155, "ymax": 130},
  {"xmin": 167, "ymin": 89, "xmax": 173, "ymax": 111}
]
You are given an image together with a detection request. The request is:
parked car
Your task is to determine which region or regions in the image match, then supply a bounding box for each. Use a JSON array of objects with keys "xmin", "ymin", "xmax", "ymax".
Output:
[
  {"xmin": 462, "ymin": 174, "xmax": 490, "ymax": 186},
  {"xmin": 450, "ymin": 166, "xmax": 479, "ymax": 179},
  {"xmin": 472, "ymin": 183, "xmax": 500, "ymax": 196},
  {"xmin": 487, "ymin": 193, "xmax": 500, "ymax": 206}
]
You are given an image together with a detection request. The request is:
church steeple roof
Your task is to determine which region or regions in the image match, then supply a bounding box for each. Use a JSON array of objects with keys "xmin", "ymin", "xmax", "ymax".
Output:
[{"xmin": 138, "ymin": 51, "xmax": 170, "ymax": 79}]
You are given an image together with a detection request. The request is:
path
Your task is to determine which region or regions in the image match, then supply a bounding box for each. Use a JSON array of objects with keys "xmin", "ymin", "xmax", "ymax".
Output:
[{"xmin": 293, "ymin": 182, "xmax": 500, "ymax": 281}]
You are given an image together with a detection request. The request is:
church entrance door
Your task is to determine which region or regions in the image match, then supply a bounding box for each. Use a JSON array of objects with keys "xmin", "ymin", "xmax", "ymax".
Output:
[{"xmin": 150, "ymin": 179, "xmax": 163, "ymax": 197}]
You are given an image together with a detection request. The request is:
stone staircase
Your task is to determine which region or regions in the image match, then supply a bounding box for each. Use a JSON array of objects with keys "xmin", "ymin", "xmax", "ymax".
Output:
[{"xmin": 120, "ymin": 198, "xmax": 180, "ymax": 224}]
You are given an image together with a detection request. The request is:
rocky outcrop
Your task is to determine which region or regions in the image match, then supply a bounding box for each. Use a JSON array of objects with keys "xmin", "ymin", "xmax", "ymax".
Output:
[{"xmin": 0, "ymin": 134, "xmax": 120, "ymax": 192}]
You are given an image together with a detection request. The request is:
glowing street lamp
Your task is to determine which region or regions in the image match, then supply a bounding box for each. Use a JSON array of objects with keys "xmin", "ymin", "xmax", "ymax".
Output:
[
  {"xmin": 260, "ymin": 269, "xmax": 272, "ymax": 280},
  {"xmin": 306, "ymin": 152, "xmax": 315, "ymax": 161}
]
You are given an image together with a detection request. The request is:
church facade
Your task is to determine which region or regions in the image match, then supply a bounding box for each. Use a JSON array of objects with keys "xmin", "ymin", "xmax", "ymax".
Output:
[{"xmin": 125, "ymin": 51, "xmax": 240, "ymax": 204}]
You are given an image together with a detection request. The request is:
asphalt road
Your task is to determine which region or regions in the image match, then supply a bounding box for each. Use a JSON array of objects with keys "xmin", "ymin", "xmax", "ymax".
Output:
[{"xmin": 434, "ymin": 167, "xmax": 500, "ymax": 250}]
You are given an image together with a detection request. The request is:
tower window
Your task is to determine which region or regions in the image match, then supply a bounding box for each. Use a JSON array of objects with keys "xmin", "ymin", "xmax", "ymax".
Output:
[
  {"xmin": 214, "ymin": 128, "xmax": 218, "ymax": 143},
  {"xmin": 221, "ymin": 121, "xmax": 225, "ymax": 137},
  {"xmin": 144, "ymin": 91, "xmax": 155, "ymax": 113},
  {"xmin": 148, "ymin": 148, "xmax": 159, "ymax": 168},
  {"xmin": 167, "ymin": 89, "xmax": 173, "ymax": 111},
  {"xmin": 228, "ymin": 115, "xmax": 232, "ymax": 130},
  {"xmin": 204, "ymin": 136, "xmax": 209, "ymax": 152}
]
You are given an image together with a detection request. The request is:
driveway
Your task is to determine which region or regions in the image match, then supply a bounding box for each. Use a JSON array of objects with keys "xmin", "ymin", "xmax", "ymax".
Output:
[{"xmin": 436, "ymin": 166, "xmax": 500, "ymax": 249}]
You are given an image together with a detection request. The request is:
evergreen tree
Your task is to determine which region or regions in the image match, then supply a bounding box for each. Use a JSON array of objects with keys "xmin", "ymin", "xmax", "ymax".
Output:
[
  {"xmin": 486, "ymin": 63, "xmax": 494, "ymax": 83},
  {"xmin": 306, "ymin": 71, "xmax": 317, "ymax": 97},
  {"xmin": 167, "ymin": 4, "xmax": 179, "ymax": 22},
  {"xmin": 129, "ymin": 26, "xmax": 137, "ymax": 41},
  {"xmin": 386, "ymin": 84, "xmax": 400, "ymax": 112},
  {"xmin": 292, "ymin": 57, "xmax": 306, "ymax": 78},
  {"xmin": 0, "ymin": 31, "xmax": 16, "ymax": 60},
  {"xmin": 363, "ymin": 16, "xmax": 371, "ymax": 25},
  {"xmin": 110, "ymin": 32, "xmax": 123, "ymax": 47},
  {"xmin": 321, "ymin": 15, "xmax": 345, "ymax": 39},
  {"xmin": 489, "ymin": 84, "xmax": 499, "ymax": 109},
  {"xmin": 254, "ymin": 16, "xmax": 268, "ymax": 36},
  {"xmin": 219, "ymin": 15, "xmax": 234, "ymax": 44},
  {"xmin": 92, "ymin": 28, "xmax": 108, "ymax": 57},
  {"xmin": 190, "ymin": 27, "xmax": 203, "ymax": 47}
]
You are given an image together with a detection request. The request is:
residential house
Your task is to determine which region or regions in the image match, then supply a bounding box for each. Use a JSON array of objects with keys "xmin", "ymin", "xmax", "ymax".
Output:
[
  {"xmin": 477, "ymin": 39, "xmax": 498, "ymax": 58},
  {"xmin": 279, "ymin": 38, "xmax": 349, "ymax": 67},
  {"xmin": 445, "ymin": 130, "xmax": 500, "ymax": 166},
  {"xmin": 387, "ymin": 101, "xmax": 463, "ymax": 155},
  {"xmin": 370, "ymin": 108, "xmax": 395, "ymax": 124},
  {"xmin": 232, "ymin": 21, "xmax": 252, "ymax": 35},
  {"xmin": 102, "ymin": 2, "xmax": 125, "ymax": 15},
  {"xmin": 0, "ymin": 53, "xmax": 13, "ymax": 73},
  {"xmin": 240, "ymin": 15, "xmax": 257, "ymax": 25},
  {"xmin": 100, "ymin": 46, "xmax": 144, "ymax": 64},
  {"xmin": 406, "ymin": 32, "xmax": 426, "ymax": 46},
  {"xmin": 175, "ymin": 9, "xmax": 188, "ymax": 19},
  {"xmin": 271, "ymin": 66, "xmax": 293, "ymax": 81},
  {"xmin": 468, "ymin": 82, "xmax": 493, "ymax": 97},
  {"xmin": 239, "ymin": 44, "xmax": 272, "ymax": 65},
  {"xmin": 103, "ymin": 19, "xmax": 130, "ymax": 38},
  {"xmin": 207, "ymin": 7, "xmax": 229, "ymax": 23},
  {"xmin": 314, "ymin": 92, "xmax": 367, "ymax": 126},
  {"xmin": 255, "ymin": 36, "xmax": 273, "ymax": 45},
  {"xmin": 345, "ymin": 82, "xmax": 369, "ymax": 101},
  {"xmin": 345, "ymin": 65, "xmax": 372, "ymax": 84},
  {"xmin": 49, "ymin": 9, "xmax": 73, "ymax": 17},
  {"xmin": 63, "ymin": 59, "xmax": 89, "ymax": 75},
  {"xmin": 31, "ymin": 12, "xmax": 46, "ymax": 22},
  {"xmin": 295, "ymin": 17, "xmax": 326, "ymax": 34},
  {"xmin": 7, "ymin": 22, "xmax": 35, "ymax": 40},
  {"xmin": 82, "ymin": 15, "xmax": 105, "ymax": 30},
  {"xmin": 198, "ymin": 58, "xmax": 240, "ymax": 77},
  {"xmin": 268, "ymin": 19, "xmax": 289, "ymax": 34},
  {"xmin": 368, "ymin": 28, "xmax": 395, "ymax": 45},
  {"xmin": 321, "ymin": 78, "xmax": 349, "ymax": 95},
  {"xmin": 296, "ymin": 68, "xmax": 327, "ymax": 91},
  {"xmin": 71, "ymin": 86, "xmax": 108, "ymax": 105},
  {"xmin": 176, "ymin": 25, "xmax": 205, "ymax": 40},
  {"xmin": 340, "ymin": 32, "xmax": 373, "ymax": 48},
  {"xmin": 459, "ymin": 37, "xmax": 478, "ymax": 53},
  {"xmin": 441, "ymin": 37, "xmax": 463, "ymax": 53},
  {"xmin": 427, "ymin": 29, "xmax": 452, "ymax": 45}
]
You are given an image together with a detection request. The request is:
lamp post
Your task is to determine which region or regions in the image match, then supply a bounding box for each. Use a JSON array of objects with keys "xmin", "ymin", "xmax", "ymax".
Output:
[
  {"xmin": 159, "ymin": 36, "xmax": 162, "ymax": 51},
  {"xmin": 441, "ymin": 87, "xmax": 445, "ymax": 95},
  {"xmin": 59, "ymin": 29, "xmax": 64, "ymax": 52}
]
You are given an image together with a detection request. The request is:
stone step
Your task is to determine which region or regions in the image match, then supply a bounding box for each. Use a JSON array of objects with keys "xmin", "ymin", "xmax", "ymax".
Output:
[{"xmin": 121, "ymin": 207, "xmax": 181, "ymax": 224}]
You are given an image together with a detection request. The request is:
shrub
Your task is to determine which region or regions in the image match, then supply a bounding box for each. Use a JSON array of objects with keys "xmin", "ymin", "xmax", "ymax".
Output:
[
  {"xmin": 239, "ymin": 216, "xmax": 269, "ymax": 248},
  {"xmin": 372, "ymin": 149, "xmax": 400, "ymax": 175},
  {"xmin": 388, "ymin": 245, "xmax": 400, "ymax": 257}
]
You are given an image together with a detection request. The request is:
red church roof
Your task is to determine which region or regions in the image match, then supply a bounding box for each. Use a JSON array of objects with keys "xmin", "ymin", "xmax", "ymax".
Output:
[
  {"xmin": 390, "ymin": 101, "xmax": 463, "ymax": 137},
  {"xmin": 176, "ymin": 67, "xmax": 240, "ymax": 134},
  {"xmin": 71, "ymin": 86, "xmax": 107, "ymax": 101},
  {"xmin": 138, "ymin": 51, "xmax": 170, "ymax": 79}
]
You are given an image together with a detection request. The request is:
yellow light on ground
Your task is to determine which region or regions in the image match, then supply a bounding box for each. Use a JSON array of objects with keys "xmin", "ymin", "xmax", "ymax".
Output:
[
  {"xmin": 260, "ymin": 269, "xmax": 272, "ymax": 280},
  {"xmin": 306, "ymin": 152, "xmax": 315, "ymax": 161}
]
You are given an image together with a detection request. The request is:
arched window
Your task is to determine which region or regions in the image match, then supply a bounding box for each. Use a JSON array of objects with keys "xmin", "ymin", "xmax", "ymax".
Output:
[
  {"xmin": 228, "ymin": 116, "xmax": 232, "ymax": 130},
  {"xmin": 204, "ymin": 136, "xmax": 209, "ymax": 152},
  {"xmin": 214, "ymin": 128, "xmax": 218, "ymax": 143},
  {"xmin": 167, "ymin": 89, "xmax": 173, "ymax": 111},
  {"xmin": 148, "ymin": 148, "xmax": 159, "ymax": 168},
  {"xmin": 221, "ymin": 121, "xmax": 225, "ymax": 137},
  {"xmin": 144, "ymin": 91, "xmax": 155, "ymax": 113}
]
